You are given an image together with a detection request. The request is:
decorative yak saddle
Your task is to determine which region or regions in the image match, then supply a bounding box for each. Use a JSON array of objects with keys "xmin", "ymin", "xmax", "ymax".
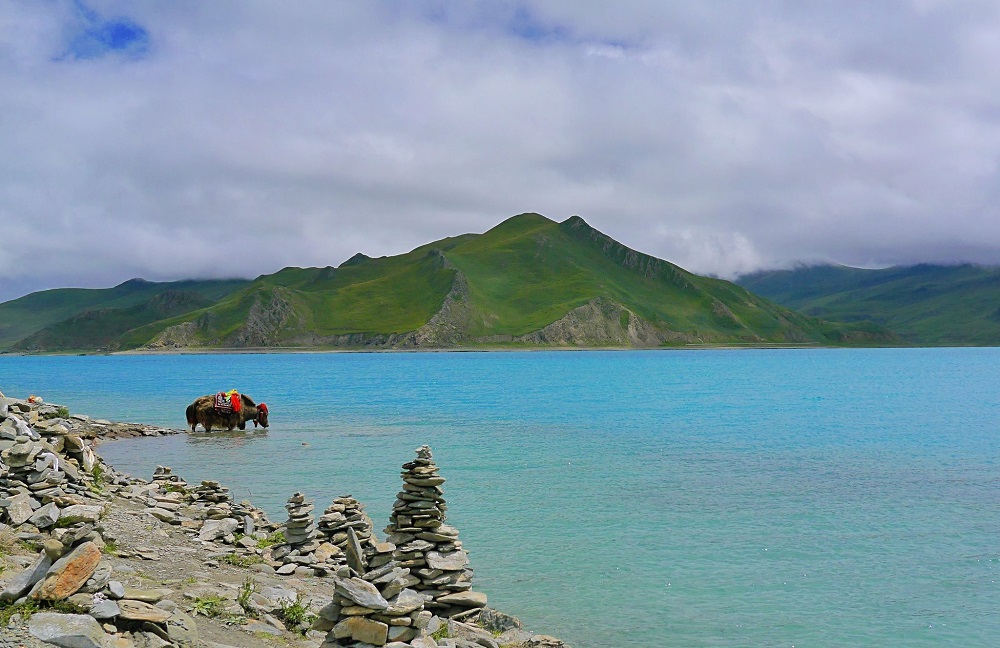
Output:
[{"xmin": 214, "ymin": 390, "xmax": 241, "ymax": 414}]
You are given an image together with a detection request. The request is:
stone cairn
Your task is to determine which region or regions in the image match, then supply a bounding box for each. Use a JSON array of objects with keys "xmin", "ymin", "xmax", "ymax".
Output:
[
  {"xmin": 139, "ymin": 465, "xmax": 278, "ymax": 557},
  {"xmin": 0, "ymin": 392, "xmax": 120, "ymax": 541},
  {"xmin": 316, "ymin": 575, "xmax": 436, "ymax": 648},
  {"xmin": 189, "ymin": 479, "xmax": 233, "ymax": 519},
  {"xmin": 317, "ymin": 495, "xmax": 375, "ymax": 548},
  {"xmin": 385, "ymin": 445, "xmax": 486, "ymax": 619},
  {"xmin": 314, "ymin": 512, "xmax": 436, "ymax": 647},
  {"xmin": 283, "ymin": 492, "xmax": 317, "ymax": 548},
  {"xmin": 0, "ymin": 392, "xmax": 206, "ymax": 648},
  {"xmin": 269, "ymin": 492, "xmax": 326, "ymax": 576},
  {"xmin": 315, "ymin": 445, "xmax": 489, "ymax": 647},
  {"xmin": 151, "ymin": 465, "xmax": 188, "ymax": 490},
  {"xmin": 319, "ymin": 495, "xmax": 398, "ymax": 567}
]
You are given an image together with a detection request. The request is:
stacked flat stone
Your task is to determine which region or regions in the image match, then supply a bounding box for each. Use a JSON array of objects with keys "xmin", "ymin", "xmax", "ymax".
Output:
[
  {"xmin": 188, "ymin": 479, "xmax": 233, "ymax": 520},
  {"xmin": 384, "ymin": 446, "xmax": 486, "ymax": 618},
  {"xmin": 317, "ymin": 495, "xmax": 376, "ymax": 551},
  {"xmin": 282, "ymin": 492, "xmax": 317, "ymax": 547},
  {"xmin": 270, "ymin": 492, "xmax": 322, "ymax": 575},
  {"xmin": 1, "ymin": 411, "xmax": 85, "ymax": 507},
  {"xmin": 0, "ymin": 394, "xmax": 108, "ymax": 548},
  {"xmin": 231, "ymin": 498, "xmax": 273, "ymax": 537},
  {"xmin": 315, "ymin": 575, "xmax": 437, "ymax": 648},
  {"xmin": 151, "ymin": 466, "xmax": 188, "ymax": 492}
]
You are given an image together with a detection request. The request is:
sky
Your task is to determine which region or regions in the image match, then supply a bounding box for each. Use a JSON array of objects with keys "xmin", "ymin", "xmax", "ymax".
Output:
[{"xmin": 3, "ymin": 1, "xmax": 1000, "ymax": 301}]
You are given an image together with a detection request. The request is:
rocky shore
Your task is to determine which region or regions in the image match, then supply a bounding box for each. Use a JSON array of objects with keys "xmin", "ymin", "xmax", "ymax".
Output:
[{"xmin": 0, "ymin": 390, "xmax": 571, "ymax": 648}]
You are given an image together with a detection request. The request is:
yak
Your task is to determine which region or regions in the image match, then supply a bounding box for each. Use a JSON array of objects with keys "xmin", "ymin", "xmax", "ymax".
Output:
[{"xmin": 185, "ymin": 393, "xmax": 269, "ymax": 432}]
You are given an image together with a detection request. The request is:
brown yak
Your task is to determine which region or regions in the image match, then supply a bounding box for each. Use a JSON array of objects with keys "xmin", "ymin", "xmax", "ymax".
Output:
[{"xmin": 185, "ymin": 393, "xmax": 269, "ymax": 432}]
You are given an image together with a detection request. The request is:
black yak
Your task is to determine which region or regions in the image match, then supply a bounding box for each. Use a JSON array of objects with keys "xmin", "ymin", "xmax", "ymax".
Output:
[{"xmin": 185, "ymin": 393, "xmax": 269, "ymax": 432}]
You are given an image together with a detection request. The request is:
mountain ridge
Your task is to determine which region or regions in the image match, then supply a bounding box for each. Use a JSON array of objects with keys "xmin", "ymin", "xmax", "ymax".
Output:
[
  {"xmin": 735, "ymin": 262, "xmax": 1000, "ymax": 344},
  {"xmin": 1, "ymin": 214, "xmax": 896, "ymax": 351}
]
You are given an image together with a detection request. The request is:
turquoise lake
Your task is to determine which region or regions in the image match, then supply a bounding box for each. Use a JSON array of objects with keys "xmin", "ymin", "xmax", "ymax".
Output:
[{"xmin": 2, "ymin": 348, "xmax": 999, "ymax": 647}]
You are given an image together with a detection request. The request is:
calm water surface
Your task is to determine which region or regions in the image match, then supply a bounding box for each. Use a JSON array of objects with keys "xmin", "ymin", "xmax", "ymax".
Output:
[{"xmin": 2, "ymin": 348, "xmax": 999, "ymax": 647}]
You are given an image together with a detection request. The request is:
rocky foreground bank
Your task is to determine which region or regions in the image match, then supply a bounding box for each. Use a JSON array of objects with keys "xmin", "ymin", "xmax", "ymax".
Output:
[{"xmin": 0, "ymin": 390, "xmax": 570, "ymax": 648}]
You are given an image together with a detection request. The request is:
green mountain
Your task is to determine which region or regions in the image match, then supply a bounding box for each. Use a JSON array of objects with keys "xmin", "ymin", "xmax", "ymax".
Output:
[
  {"xmin": 2, "ymin": 215, "xmax": 895, "ymax": 351},
  {"xmin": 0, "ymin": 278, "xmax": 250, "ymax": 351},
  {"xmin": 735, "ymin": 263, "xmax": 1000, "ymax": 344}
]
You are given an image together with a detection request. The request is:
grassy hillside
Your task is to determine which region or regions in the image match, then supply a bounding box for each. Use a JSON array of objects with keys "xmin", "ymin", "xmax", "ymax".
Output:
[
  {"xmin": 2, "ymin": 215, "xmax": 896, "ymax": 351},
  {"xmin": 443, "ymin": 214, "xmax": 878, "ymax": 343},
  {"xmin": 736, "ymin": 264, "xmax": 1000, "ymax": 344},
  {"xmin": 119, "ymin": 245, "xmax": 460, "ymax": 349},
  {"xmin": 0, "ymin": 278, "xmax": 249, "ymax": 350},
  {"xmin": 12, "ymin": 291, "xmax": 217, "ymax": 352}
]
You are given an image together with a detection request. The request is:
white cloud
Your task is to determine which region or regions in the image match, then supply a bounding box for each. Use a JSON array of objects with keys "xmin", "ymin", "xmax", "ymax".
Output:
[{"xmin": 2, "ymin": 0, "xmax": 1000, "ymax": 300}]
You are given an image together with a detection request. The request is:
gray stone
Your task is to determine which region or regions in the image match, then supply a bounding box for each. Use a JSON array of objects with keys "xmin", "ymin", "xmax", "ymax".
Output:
[
  {"xmin": 387, "ymin": 625, "xmax": 417, "ymax": 642},
  {"xmin": 198, "ymin": 517, "xmax": 238, "ymax": 541},
  {"xmin": 60, "ymin": 504, "xmax": 103, "ymax": 524},
  {"xmin": 88, "ymin": 599, "xmax": 121, "ymax": 620},
  {"xmin": 399, "ymin": 539, "xmax": 435, "ymax": 553},
  {"xmin": 78, "ymin": 561, "xmax": 112, "ymax": 594},
  {"xmin": 241, "ymin": 619, "xmax": 283, "ymax": 636},
  {"xmin": 0, "ymin": 552, "xmax": 52, "ymax": 602},
  {"xmin": 28, "ymin": 612, "xmax": 111, "ymax": 648},
  {"xmin": 345, "ymin": 525, "xmax": 366, "ymax": 575},
  {"xmin": 381, "ymin": 575, "xmax": 420, "ymax": 602},
  {"xmin": 61, "ymin": 460, "xmax": 82, "ymax": 483},
  {"xmin": 165, "ymin": 608, "xmax": 200, "ymax": 647},
  {"xmin": 106, "ymin": 581, "xmax": 126, "ymax": 599},
  {"xmin": 148, "ymin": 508, "xmax": 177, "ymax": 523},
  {"xmin": 333, "ymin": 576, "xmax": 389, "ymax": 610},
  {"xmin": 437, "ymin": 590, "xmax": 487, "ymax": 608},
  {"xmin": 426, "ymin": 550, "xmax": 469, "ymax": 571},
  {"xmin": 260, "ymin": 586, "xmax": 297, "ymax": 606},
  {"xmin": 332, "ymin": 616, "xmax": 389, "ymax": 645},
  {"xmin": 5, "ymin": 492, "xmax": 34, "ymax": 525},
  {"xmin": 385, "ymin": 588, "xmax": 425, "ymax": 615},
  {"xmin": 317, "ymin": 600, "xmax": 342, "ymax": 621},
  {"xmin": 134, "ymin": 631, "xmax": 172, "ymax": 648}
]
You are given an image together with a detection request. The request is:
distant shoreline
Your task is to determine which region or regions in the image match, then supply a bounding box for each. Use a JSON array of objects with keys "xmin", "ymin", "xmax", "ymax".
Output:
[{"xmin": 0, "ymin": 341, "xmax": 875, "ymax": 357}]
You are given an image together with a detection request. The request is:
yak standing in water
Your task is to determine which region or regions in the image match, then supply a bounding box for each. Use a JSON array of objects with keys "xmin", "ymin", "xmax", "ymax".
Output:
[{"xmin": 185, "ymin": 393, "xmax": 269, "ymax": 432}]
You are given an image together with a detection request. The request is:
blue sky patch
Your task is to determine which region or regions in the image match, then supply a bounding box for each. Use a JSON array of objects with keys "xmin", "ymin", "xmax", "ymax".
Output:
[
  {"xmin": 59, "ymin": 0, "xmax": 150, "ymax": 60},
  {"xmin": 507, "ymin": 6, "xmax": 569, "ymax": 44}
]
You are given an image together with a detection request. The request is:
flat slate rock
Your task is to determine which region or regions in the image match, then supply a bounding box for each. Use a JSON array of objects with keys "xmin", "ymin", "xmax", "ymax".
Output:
[
  {"xmin": 334, "ymin": 576, "xmax": 389, "ymax": 611},
  {"xmin": 386, "ymin": 588, "xmax": 425, "ymax": 615},
  {"xmin": 29, "ymin": 612, "xmax": 110, "ymax": 648},
  {"xmin": 333, "ymin": 616, "xmax": 389, "ymax": 645},
  {"xmin": 426, "ymin": 550, "xmax": 469, "ymax": 571},
  {"xmin": 60, "ymin": 504, "xmax": 104, "ymax": 523},
  {"xmin": 437, "ymin": 590, "xmax": 488, "ymax": 608},
  {"xmin": 118, "ymin": 599, "xmax": 173, "ymax": 623}
]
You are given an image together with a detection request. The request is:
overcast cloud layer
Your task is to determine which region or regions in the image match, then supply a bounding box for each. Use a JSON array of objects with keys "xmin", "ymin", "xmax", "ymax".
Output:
[{"xmin": 3, "ymin": 1, "xmax": 1000, "ymax": 301}]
